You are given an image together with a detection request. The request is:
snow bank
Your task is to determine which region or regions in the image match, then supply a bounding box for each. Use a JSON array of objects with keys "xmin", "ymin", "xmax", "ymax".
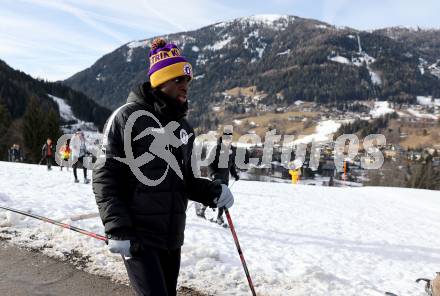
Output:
[
  {"xmin": 49, "ymin": 94, "xmax": 99, "ymax": 134},
  {"xmin": 407, "ymin": 108, "xmax": 438, "ymax": 120},
  {"xmin": 48, "ymin": 94, "xmax": 77, "ymax": 122},
  {"xmin": 329, "ymin": 56, "xmax": 351, "ymax": 65},
  {"xmin": 369, "ymin": 101, "xmax": 394, "ymax": 118},
  {"xmin": 295, "ymin": 120, "xmax": 342, "ymax": 144},
  {"xmin": 204, "ymin": 36, "xmax": 234, "ymax": 51},
  {"xmin": 0, "ymin": 161, "xmax": 439, "ymax": 295}
]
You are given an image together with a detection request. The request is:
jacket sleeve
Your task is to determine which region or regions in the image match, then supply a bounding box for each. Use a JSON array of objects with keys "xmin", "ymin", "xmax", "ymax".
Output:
[
  {"xmin": 185, "ymin": 135, "xmax": 222, "ymax": 207},
  {"xmin": 229, "ymin": 163, "xmax": 239, "ymax": 180},
  {"xmin": 41, "ymin": 144, "xmax": 46, "ymax": 158},
  {"xmin": 187, "ymin": 175, "xmax": 222, "ymax": 207},
  {"xmin": 229, "ymin": 147, "xmax": 239, "ymax": 179},
  {"xmin": 93, "ymin": 114, "xmax": 132, "ymax": 236}
]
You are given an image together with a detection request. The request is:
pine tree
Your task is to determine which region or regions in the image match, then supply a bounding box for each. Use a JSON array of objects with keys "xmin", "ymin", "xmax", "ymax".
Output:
[
  {"xmin": 0, "ymin": 104, "xmax": 12, "ymax": 160},
  {"xmin": 22, "ymin": 96, "xmax": 47, "ymax": 163},
  {"xmin": 46, "ymin": 107, "xmax": 62, "ymax": 146},
  {"xmin": 408, "ymin": 155, "xmax": 440, "ymax": 190}
]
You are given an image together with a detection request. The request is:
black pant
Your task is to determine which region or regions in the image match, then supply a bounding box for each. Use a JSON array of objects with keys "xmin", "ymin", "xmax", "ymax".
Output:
[
  {"xmin": 45, "ymin": 156, "xmax": 53, "ymax": 169},
  {"xmin": 73, "ymin": 156, "xmax": 87, "ymax": 180},
  {"xmin": 217, "ymin": 207, "xmax": 224, "ymax": 219},
  {"xmin": 123, "ymin": 246, "xmax": 181, "ymax": 296}
]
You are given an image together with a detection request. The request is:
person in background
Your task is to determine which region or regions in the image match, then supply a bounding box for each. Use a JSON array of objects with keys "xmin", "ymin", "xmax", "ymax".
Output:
[
  {"xmin": 71, "ymin": 129, "xmax": 90, "ymax": 183},
  {"xmin": 196, "ymin": 130, "xmax": 239, "ymax": 226},
  {"xmin": 41, "ymin": 138, "xmax": 54, "ymax": 170},
  {"xmin": 8, "ymin": 145, "xmax": 13, "ymax": 162},
  {"xmin": 14, "ymin": 144, "xmax": 23, "ymax": 162},
  {"xmin": 8, "ymin": 144, "xmax": 22, "ymax": 162}
]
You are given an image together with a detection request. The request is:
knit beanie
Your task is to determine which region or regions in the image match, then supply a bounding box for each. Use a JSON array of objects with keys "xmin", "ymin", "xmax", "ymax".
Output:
[{"xmin": 148, "ymin": 38, "xmax": 193, "ymax": 88}]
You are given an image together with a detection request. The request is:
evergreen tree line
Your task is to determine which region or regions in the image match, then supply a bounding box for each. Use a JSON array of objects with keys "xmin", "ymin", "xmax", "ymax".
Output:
[
  {"xmin": 41, "ymin": 81, "xmax": 111, "ymax": 130},
  {"xmin": 407, "ymin": 153, "xmax": 440, "ymax": 190},
  {"xmin": 0, "ymin": 59, "xmax": 112, "ymax": 162},
  {"xmin": 0, "ymin": 97, "xmax": 61, "ymax": 163},
  {"xmin": 335, "ymin": 112, "xmax": 399, "ymax": 138}
]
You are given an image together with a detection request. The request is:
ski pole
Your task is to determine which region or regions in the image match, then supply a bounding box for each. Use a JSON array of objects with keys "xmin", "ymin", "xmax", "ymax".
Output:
[
  {"xmin": 224, "ymin": 207, "xmax": 257, "ymax": 296},
  {"xmin": 0, "ymin": 205, "xmax": 108, "ymax": 243}
]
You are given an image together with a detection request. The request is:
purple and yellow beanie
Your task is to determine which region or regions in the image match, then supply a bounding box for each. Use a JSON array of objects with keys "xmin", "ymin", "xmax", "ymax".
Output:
[{"xmin": 148, "ymin": 38, "xmax": 193, "ymax": 88}]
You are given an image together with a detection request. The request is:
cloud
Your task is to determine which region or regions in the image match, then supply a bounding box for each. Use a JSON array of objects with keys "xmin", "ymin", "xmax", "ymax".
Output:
[
  {"xmin": 0, "ymin": 9, "xmax": 117, "ymax": 80},
  {"xmin": 320, "ymin": 0, "xmax": 440, "ymax": 30},
  {"xmin": 1, "ymin": 0, "xmax": 440, "ymax": 80},
  {"xmin": 0, "ymin": 0, "xmax": 241, "ymax": 80},
  {"xmin": 18, "ymin": 0, "xmax": 130, "ymax": 42}
]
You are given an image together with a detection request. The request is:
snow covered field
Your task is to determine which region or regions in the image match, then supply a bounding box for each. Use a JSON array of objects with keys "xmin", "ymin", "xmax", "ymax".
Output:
[{"xmin": 0, "ymin": 161, "xmax": 439, "ymax": 296}]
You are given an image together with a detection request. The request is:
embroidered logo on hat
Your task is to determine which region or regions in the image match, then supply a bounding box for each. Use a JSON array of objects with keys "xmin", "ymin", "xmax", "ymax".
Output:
[{"xmin": 183, "ymin": 64, "xmax": 192, "ymax": 76}]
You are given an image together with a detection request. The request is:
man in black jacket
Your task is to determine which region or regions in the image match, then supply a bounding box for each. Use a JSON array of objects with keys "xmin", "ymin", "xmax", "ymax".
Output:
[
  {"xmin": 196, "ymin": 131, "xmax": 239, "ymax": 225},
  {"xmin": 93, "ymin": 38, "xmax": 234, "ymax": 296}
]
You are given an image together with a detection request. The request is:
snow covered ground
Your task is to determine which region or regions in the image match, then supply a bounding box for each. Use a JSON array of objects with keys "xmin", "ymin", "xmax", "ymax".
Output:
[
  {"xmin": 0, "ymin": 161, "xmax": 439, "ymax": 296},
  {"xmin": 407, "ymin": 108, "xmax": 439, "ymax": 120},
  {"xmin": 370, "ymin": 101, "xmax": 395, "ymax": 118},
  {"xmin": 49, "ymin": 94, "xmax": 102, "ymax": 155},
  {"xmin": 49, "ymin": 94, "xmax": 100, "ymax": 134},
  {"xmin": 294, "ymin": 120, "xmax": 344, "ymax": 144}
]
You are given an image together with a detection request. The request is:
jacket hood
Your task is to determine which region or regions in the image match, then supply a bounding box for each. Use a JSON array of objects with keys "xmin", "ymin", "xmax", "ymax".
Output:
[{"xmin": 127, "ymin": 82, "xmax": 188, "ymax": 121}]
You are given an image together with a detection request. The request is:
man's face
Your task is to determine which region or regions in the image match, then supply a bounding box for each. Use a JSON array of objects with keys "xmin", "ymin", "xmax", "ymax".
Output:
[
  {"xmin": 222, "ymin": 134, "xmax": 232, "ymax": 146},
  {"xmin": 159, "ymin": 75, "xmax": 191, "ymax": 104}
]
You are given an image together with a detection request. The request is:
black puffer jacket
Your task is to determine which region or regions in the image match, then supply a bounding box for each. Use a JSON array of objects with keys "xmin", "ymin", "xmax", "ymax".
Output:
[
  {"xmin": 93, "ymin": 82, "xmax": 221, "ymax": 250},
  {"xmin": 208, "ymin": 139, "xmax": 239, "ymax": 185}
]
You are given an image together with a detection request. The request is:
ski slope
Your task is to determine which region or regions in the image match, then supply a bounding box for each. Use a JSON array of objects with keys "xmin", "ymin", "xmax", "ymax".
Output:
[{"xmin": 0, "ymin": 161, "xmax": 439, "ymax": 296}]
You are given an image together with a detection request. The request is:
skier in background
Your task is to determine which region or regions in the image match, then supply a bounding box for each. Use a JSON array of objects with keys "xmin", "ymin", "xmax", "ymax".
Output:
[
  {"xmin": 41, "ymin": 138, "xmax": 55, "ymax": 170},
  {"xmin": 196, "ymin": 129, "xmax": 239, "ymax": 226},
  {"xmin": 71, "ymin": 129, "xmax": 90, "ymax": 183}
]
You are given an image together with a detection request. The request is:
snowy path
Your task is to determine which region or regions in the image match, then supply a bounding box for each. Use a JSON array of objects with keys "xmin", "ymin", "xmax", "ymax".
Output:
[{"xmin": 0, "ymin": 161, "xmax": 439, "ymax": 295}]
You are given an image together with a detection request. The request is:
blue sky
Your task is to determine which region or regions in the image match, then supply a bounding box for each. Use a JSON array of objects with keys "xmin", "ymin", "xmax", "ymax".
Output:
[{"xmin": 1, "ymin": 0, "xmax": 440, "ymax": 81}]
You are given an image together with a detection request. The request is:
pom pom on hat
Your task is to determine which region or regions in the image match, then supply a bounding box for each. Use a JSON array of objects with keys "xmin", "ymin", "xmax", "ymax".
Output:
[
  {"xmin": 148, "ymin": 38, "xmax": 193, "ymax": 88},
  {"xmin": 150, "ymin": 38, "xmax": 167, "ymax": 51}
]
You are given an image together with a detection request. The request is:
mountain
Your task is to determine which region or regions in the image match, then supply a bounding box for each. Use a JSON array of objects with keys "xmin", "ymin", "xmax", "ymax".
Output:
[
  {"xmin": 0, "ymin": 59, "xmax": 111, "ymax": 161},
  {"xmin": 374, "ymin": 27, "xmax": 440, "ymax": 61},
  {"xmin": 63, "ymin": 15, "xmax": 440, "ymax": 126},
  {"xmin": 0, "ymin": 59, "xmax": 111, "ymax": 129}
]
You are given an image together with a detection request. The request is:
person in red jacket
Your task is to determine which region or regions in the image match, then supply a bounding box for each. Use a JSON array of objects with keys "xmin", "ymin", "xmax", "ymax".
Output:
[{"xmin": 41, "ymin": 138, "xmax": 55, "ymax": 170}]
